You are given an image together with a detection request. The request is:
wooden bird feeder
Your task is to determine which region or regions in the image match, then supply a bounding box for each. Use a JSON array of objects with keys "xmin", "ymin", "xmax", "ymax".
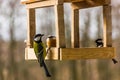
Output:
[{"xmin": 21, "ymin": 0, "xmax": 116, "ymax": 60}]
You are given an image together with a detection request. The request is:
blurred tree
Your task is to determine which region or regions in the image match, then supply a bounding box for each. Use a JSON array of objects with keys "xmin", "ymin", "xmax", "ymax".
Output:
[
  {"xmin": 80, "ymin": 11, "xmax": 91, "ymax": 80},
  {"xmin": 0, "ymin": 24, "xmax": 4, "ymax": 80},
  {"xmin": 7, "ymin": 0, "xmax": 19, "ymax": 80}
]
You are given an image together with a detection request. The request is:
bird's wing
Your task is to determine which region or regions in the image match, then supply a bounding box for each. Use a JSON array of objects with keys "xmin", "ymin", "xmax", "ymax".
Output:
[
  {"xmin": 38, "ymin": 51, "xmax": 44, "ymax": 67},
  {"xmin": 37, "ymin": 43, "xmax": 44, "ymax": 66},
  {"xmin": 40, "ymin": 42, "xmax": 47, "ymax": 58}
]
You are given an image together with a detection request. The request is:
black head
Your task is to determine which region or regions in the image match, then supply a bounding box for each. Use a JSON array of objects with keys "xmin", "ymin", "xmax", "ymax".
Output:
[
  {"xmin": 33, "ymin": 34, "xmax": 44, "ymax": 43},
  {"xmin": 95, "ymin": 38, "xmax": 103, "ymax": 47},
  {"xmin": 48, "ymin": 35, "xmax": 56, "ymax": 38},
  {"xmin": 95, "ymin": 39, "xmax": 103, "ymax": 43}
]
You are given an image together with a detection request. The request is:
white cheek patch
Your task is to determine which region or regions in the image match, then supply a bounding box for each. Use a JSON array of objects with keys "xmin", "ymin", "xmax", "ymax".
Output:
[{"xmin": 34, "ymin": 37, "xmax": 40, "ymax": 41}]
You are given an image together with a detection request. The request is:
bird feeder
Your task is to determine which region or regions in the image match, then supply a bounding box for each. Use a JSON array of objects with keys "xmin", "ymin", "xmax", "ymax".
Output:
[{"xmin": 21, "ymin": 0, "xmax": 116, "ymax": 60}]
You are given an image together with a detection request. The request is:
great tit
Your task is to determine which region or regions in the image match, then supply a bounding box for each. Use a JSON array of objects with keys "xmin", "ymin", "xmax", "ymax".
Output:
[
  {"xmin": 46, "ymin": 35, "xmax": 56, "ymax": 53},
  {"xmin": 46, "ymin": 35, "xmax": 56, "ymax": 48},
  {"xmin": 95, "ymin": 38, "xmax": 118, "ymax": 64},
  {"xmin": 33, "ymin": 34, "xmax": 51, "ymax": 77},
  {"xmin": 95, "ymin": 39, "xmax": 103, "ymax": 47}
]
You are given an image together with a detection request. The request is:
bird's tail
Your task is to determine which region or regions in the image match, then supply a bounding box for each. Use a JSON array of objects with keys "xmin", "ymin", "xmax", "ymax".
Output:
[
  {"xmin": 42, "ymin": 61, "xmax": 51, "ymax": 77},
  {"xmin": 112, "ymin": 58, "xmax": 118, "ymax": 64}
]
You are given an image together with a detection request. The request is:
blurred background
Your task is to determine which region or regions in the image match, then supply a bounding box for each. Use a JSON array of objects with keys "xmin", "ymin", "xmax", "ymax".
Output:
[{"xmin": 0, "ymin": 0, "xmax": 120, "ymax": 80}]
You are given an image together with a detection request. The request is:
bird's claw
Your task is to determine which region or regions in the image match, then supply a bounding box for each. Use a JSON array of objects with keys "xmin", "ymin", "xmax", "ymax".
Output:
[{"xmin": 112, "ymin": 59, "xmax": 118, "ymax": 64}]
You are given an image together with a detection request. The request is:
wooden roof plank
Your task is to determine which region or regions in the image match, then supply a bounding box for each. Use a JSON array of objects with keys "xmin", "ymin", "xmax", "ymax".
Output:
[{"xmin": 21, "ymin": 0, "xmax": 84, "ymax": 4}]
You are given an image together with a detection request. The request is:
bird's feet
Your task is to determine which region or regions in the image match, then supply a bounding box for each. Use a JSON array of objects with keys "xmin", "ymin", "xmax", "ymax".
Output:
[
  {"xmin": 112, "ymin": 59, "xmax": 118, "ymax": 64},
  {"xmin": 46, "ymin": 74, "xmax": 51, "ymax": 77}
]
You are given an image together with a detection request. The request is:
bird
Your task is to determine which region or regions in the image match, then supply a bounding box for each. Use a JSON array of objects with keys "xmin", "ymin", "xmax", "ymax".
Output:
[
  {"xmin": 46, "ymin": 35, "xmax": 56, "ymax": 47},
  {"xmin": 95, "ymin": 38, "xmax": 118, "ymax": 64},
  {"xmin": 33, "ymin": 34, "xmax": 51, "ymax": 77},
  {"xmin": 95, "ymin": 39, "xmax": 103, "ymax": 47},
  {"xmin": 46, "ymin": 35, "xmax": 56, "ymax": 53}
]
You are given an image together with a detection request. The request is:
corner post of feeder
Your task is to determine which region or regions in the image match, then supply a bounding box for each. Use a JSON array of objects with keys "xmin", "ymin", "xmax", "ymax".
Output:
[
  {"xmin": 54, "ymin": 1, "xmax": 66, "ymax": 48},
  {"xmin": 26, "ymin": 8, "xmax": 36, "ymax": 48},
  {"xmin": 71, "ymin": 3, "xmax": 80, "ymax": 48},
  {"xmin": 103, "ymin": 4, "xmax": 112, "ymax": 47},
  {"xmin": 54, "ymin": 0, "xmax": 65, "ymax": 60}
]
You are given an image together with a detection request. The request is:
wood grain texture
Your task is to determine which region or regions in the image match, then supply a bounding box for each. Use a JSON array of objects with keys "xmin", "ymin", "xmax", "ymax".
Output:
[
  {"xmin": 25, "ymin": 47, "xmax": 115, "ymax": 60},
  {"xmin": 61, "ymin": 47, "xmax": 115, "ymax": 60},
  {"xmin": 71, "ymin": 0, "xmax": 111, "ymax": 10},
  {"xmin": 71, "ymin": 8, "xmax": 79, "ymax": 48},
  {"xmin": 54, "ymin": 4, "xmax": 66, "ymax": 48},
  {"xmin": 46, "ymin": 48, "xmax": 60, "ymax": 60},
  {"xmin": 105, "ymin": 0, "xmax": 111, "ymax": 4},
  {"xmin": 25, "ymin": 48, "xmax": 60, "ymax": 60},
  {"xmin": 27, "ymin": 8, "xmax": 36, "ymax": 48},
  {"xmin": 25, "ymin": 48, "xmax": 36, "ymax": 60},
  {"xmin": 65, "ymin": 0, "xmax": 84, "ymax": 2},
  {"xmin": 103, "ymin": 5, "xmax": 112, "ymax": 47},
  {"xmin": 85, "ymin": 0, "xmax": 110, "ymax": 5},
  {"xmin": 21, "ymin": 0, "xmax": 84, "ymax": 4},
  {"xmin": 21, "ymin": 0, "xmax": 110, "ymax": 4},
  {"xmin": 26, "ymin": 0, "xmax": 64, "ymax": 9},
  {"xmin": 21, "ymin": 0, "xmax": 41, "ymax": 4}
]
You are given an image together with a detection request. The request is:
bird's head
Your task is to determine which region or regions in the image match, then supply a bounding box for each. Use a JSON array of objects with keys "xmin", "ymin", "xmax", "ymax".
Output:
[
  {"xmin": 33, "ymin": 34, "xmax": 44, "ymax": 43},
  {"xmin": 95, "ymin": 38, "xmax": 103, "ymax": 43}
]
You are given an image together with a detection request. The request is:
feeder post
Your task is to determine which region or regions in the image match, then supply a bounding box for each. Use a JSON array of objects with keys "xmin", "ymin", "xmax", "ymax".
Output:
[
  {"xmin": 27, "ymin": 8, "xmax": 36, "ymax": 48},
  {"xmin": 103, "ymin": 5, "xmax": 112, "ymax": 47},
  {"xmin": 54, "ymin": 4, "xmax": 66, "ymax": 48},
  {"xmin": 71, "ymin": 3, "xmax": 80, "ymax": 48}
]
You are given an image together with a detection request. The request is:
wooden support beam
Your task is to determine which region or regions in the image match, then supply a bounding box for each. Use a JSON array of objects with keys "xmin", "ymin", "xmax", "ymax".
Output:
[
  {"xmin": 26, "ymin": 0, "xmax": 64, "ymax": 9},
  {"xmin": 65, "ymin": 0, "xmax": 84, "ymax": 2},
  {"xmin": 72, "ymin": 0, "xmax": 111, "ymax": 10},
  {"xmin": 61, "ymin": 47, "xmax": 115, "ymax": 60},
  {"xmin": 25, "ymin": 47, "xmax": 115, "ymax": 60},
  {"xmin": 105, "ymin": 0, "xmax": 111, "ymax": 4},
  {"xmin": 71, "ymin": 7, "xmax": 79, "ymax": 48},
  {"xmin": 25, "ymin": 48, "xmax": 36, "ymax": 60},
  {"xmin": 25, "ymin": 48, "xmax": 60, "ymax": 60},
  {"xmin": 54, "ymin": 4, "xmax": 66, "ymax": 48},
  {"xmin": 21, "ymin": 0, "xmax": 109, "ymax": 4},
  {"xmin": 21, "ymin": 0, "xmax": 41, "ymax": 4},
  {"xmin": 46, "ymin": 48, "xmax": 60, "ymax": 60},
  {"xmin": 27, "ymin": 8, "xmax": 36, "ymax": 48},
  {"xmin": 71, "ymin": 1, "xmax": 96, "ymax": 10},
  {"xmin": 103, "ymin": 5, "xmax": 112, "ymax": 47},
  {"xmin": 85, "ymin": 0, "xmax": 110, "ymax": 5},
  {"xmin": 21, "ymin": 0, "xmax": 84, "ymax": 4}
]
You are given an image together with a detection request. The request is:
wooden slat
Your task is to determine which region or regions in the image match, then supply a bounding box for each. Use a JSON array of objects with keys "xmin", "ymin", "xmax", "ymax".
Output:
[
  {"xmin": 25, "ymin": 48, "xmax": 60, "ymax": 60},
  {"xmin": 25, "ymin": 48, "xmax": 36, "ymax": 60},
  {"xmin": 27, "ymin": 8, "xmax": 36, "ymax": 48},
  {"xmin": 65, "ymin": 0, "xmax": 84, "ymax": 2},
  {"xmin": 54, "ymin": 4, "xmax": 66, "ymax": 48},
  {"xmin": 26, "ymin": 0, "xmax": 63, "ymax": 9},
  {"xmin": 105, "ymin": 0, "xmax": 111, "ymax": 4},
  {"xmin": 72, "ymin": 0, "xmax": 110, "ymax": 10},
  {"xmin": 71, "ymin": 1, "xmax": 97, "ymax": 10},
  {"xmin": 71, "ymin": 7, "xmax": 79, "ymax": 48},
  {"xmin": 21, "ymin": 0, "xmax": 84, "ymax": 4},
  {"xmin": 25, "ymin": 47, "xmax": 115, "ymax": 60},
  {"xmin": 22, "ymin": 0, "xmax": 111, "ymax": 9},
  {"xmin": 21, "ymin": 0, "xmax": 41, "ymax": 4},
  {"xmin": 21, "ymin": 0, "xmax": 109, "ymax": 4},
  {"xmin": 103, "ymin": 5, "xmax": 112, "ymax": 47},
  {"xmin": 46, "ymin": 48, "xmax": 60, "ymax": 60},
  {"xmin": 86, "ymin": 0, "xmax": 110, "ymax": 5},
  {"xmin": 61, "ymin": 47, "xmax": 115, "ymax": 60}
]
